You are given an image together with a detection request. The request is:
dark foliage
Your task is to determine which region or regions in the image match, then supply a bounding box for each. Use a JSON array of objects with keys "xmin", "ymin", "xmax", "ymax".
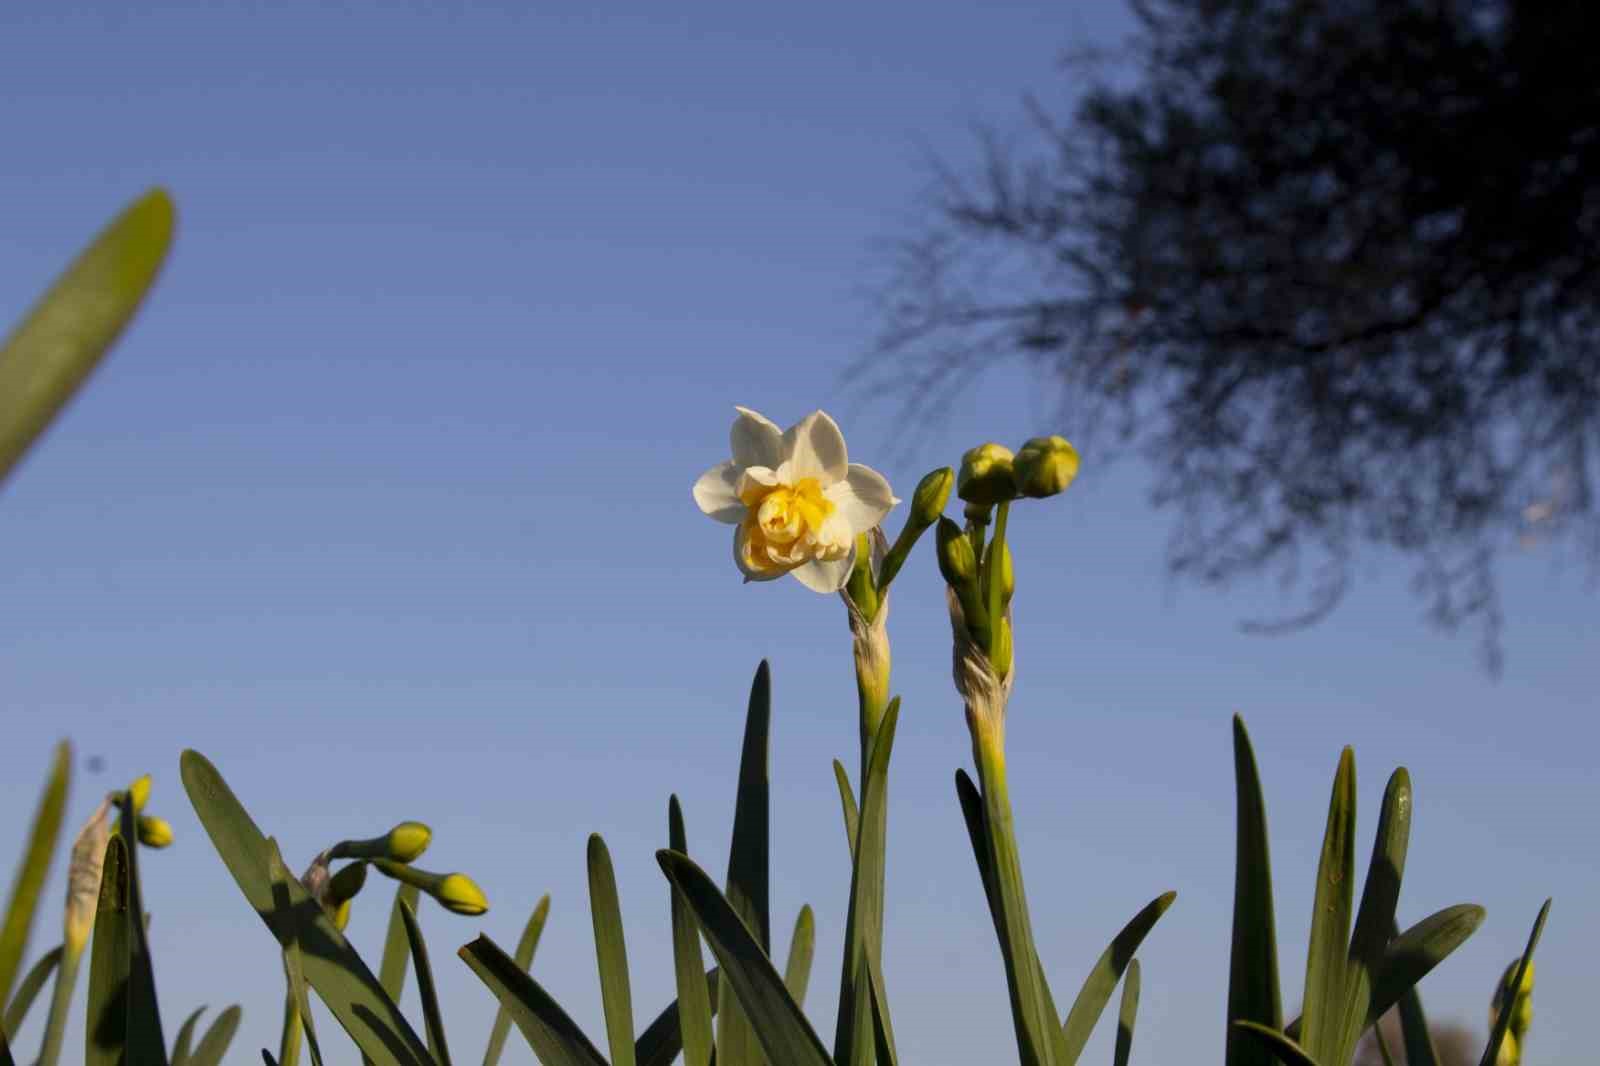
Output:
[{"xmin": 864, "ymin": 0, "xmax": 1599, "ymax": 668}]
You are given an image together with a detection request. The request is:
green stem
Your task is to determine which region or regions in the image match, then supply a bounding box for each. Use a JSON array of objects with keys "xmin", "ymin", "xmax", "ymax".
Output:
[
  {"xmin": 985, "ymin": 501, "xmax": 1011, "ymax": 664},
  {"xmin": 977, "ymin": 736, "xmax": 1053, "ymax": 1066},
  {"xmin": 279, "ymin": 990, "xmax": 304, "ymax": 1066},
  {"xmin": 35, "ymin": 944, "xmax": 81, "ymax": 1066}
]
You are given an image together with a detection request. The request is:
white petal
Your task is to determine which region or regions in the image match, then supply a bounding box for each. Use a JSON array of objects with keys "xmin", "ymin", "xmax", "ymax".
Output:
[
  {"xmin": 733, "ymin": 524, "xmax": 787, "ymax": 582},
  {"xmin": 781, "ymin": 411, "xmax": 848, "ymax": 483},
  {"xmin": 825, "ymin": 463, "xmax": 899, "ymax": 533},
  {"xmin": 791, "ymin": 548, "xmax": 855, "ymax": 593},
  {"xmin": 693, "ymin": 462, "xmax": 746, "ymax": 523},
  {"xmin": 731, "ymin": 407, "xmax": 783, "ymax": 469}
]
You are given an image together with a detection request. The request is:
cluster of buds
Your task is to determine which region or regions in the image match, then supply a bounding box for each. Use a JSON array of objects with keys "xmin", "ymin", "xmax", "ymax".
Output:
[
  {"xmin": 302, "ymin": 820, "xmax": 489, "ymax": 930},
  {"xmin": 931, "ymin": 435, "xmax": 1080, "ymax": 753}
]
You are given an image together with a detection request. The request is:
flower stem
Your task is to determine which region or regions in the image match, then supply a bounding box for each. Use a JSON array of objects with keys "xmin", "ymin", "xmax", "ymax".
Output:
[
  {"xmin": 985, "ymin": 500, "xmax": 1011, "ymax": 665},
  {"xmin": 35, "ymin": 943, "xmax": 82, "ymax": 1066}
]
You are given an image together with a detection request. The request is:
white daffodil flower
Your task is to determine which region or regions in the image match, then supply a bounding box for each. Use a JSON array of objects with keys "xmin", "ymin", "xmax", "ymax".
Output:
[{"xmin": 694, "ymin": 407, "xmax": 899, "ymax": 592}]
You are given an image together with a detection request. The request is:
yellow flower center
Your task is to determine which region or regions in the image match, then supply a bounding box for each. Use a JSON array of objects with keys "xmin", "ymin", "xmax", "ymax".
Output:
[{"xmin": 739, "ymin": 476, "xmax": 850, "ymax": 575}]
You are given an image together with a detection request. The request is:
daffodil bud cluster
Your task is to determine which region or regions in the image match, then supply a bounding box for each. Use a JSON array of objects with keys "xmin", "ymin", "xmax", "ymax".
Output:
[
  {"xmin": 113, "ymin": 774, "xmax": 177, "ymax": 851},
  {"xmin": 373, "ymin": 858, "xmax": 489, "ymax": 916}
]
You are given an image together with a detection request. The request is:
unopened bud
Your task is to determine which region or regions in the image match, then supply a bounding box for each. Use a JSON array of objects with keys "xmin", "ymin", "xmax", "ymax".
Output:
[
  {"xmin": 128, "ymin": 774, "xmax": 152, "ymax": 815},
  {"xmin": 957, "ymin": 443, "xmax": 1016, "ymax": 506},
  {"xmin": 991, "ymin": 539, "xmax": 1014, "ymax": 605},
  {"xmin": 910, "ymin": 467, "xmax": 953, "ymax": 528},
  {"xmin": 936, "ymin": 517, "xmax": 978, "ymax": 589},
  {"xmin": 328, "ymin": 860, "xmax": 368, "ymax": 905},
  {"xmin": 136, "ymin": 815, "xmax": 173, "ymax": 849},
  {"xmin": 992, "ymin": 615, "xmax": 1013, "ymax": 681},
  {"xmin": 334, "ymin": 898, "xmax": 353, "ymax": 931},
  {"xmin": 435, "ymin": 873, "xmax": 489, "ymax": 916},
  {"xmin": 384, "ymin": 822, "xmax": 432, "ymax": 863},
  {"xmin": 1013, "ymin": 435, "xmax": 1079, "ymax": 498}
]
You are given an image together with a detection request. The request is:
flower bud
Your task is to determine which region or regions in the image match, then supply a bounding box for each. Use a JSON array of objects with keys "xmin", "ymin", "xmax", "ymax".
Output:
[
  {"xmin": 910, "ymin": 467, "xmax": 953, "ymax": 528},
  {"xmin": 957, "ymin": 443, "xmax": 1016, "ymax": 506},
  {"xmin": 1013, "ymin": 435, "xmax": 1079, "ymax": 498},
  {"xmin": 992, "ymin": 614, "xmax": 1013, "ymax": 681},
  {"xmin": 935, "ymin": 517, "xmax": 978, "ymax": 589},
  {"xmin": 435, "ymin": 873, "xmax": 489, "ymax": 916},
  {"xmin": 136, "ymin": 815, "xmax": 173, "ymax": 849},
  {"xmin": 333, "ymin": 898, "xmax": 353, "ymax": 931},
  {"xmin": 128, "ymin": 774, "xmax": 152, "ymax": 815},
  {"xmin": 990, "ymin": 538, "xmax": 1014, "ymax": 606},
  {"xmin": 384, "ymin": 821, "xmax": 432, "ymax": 863},
  {"xmin": 328, "ymin": 860, "xmax": 368, "ymax": 905}
]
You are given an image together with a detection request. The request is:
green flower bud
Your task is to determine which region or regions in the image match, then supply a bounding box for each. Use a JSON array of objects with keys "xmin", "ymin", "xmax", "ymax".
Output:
[
  {"xmin": 435, "ymin": 873, "xmax": 489, "ymax": 916},
  {"xmin": 136, "ymin": 815, "xmax": 173, "ymax": 849},
  {"xmin": 128, "ymin": 774, "xmax": 152, "ymax": 815},
  {"xmin": 992, "ymin": 614, "xmax": 1013, "ymax": 681},
  {"xmin": 328, "ymin": 860, "xmax": 368, "ymax": 905},
  {"xmin": 1013, "ymin": 435, "xmax": 1079, "ymax": 498},
  {"xmin": 384, "ymin": 821, "xmax": 432, "ymax": 863},
  {"xmin": 936, "ymin": 517, "xmax": 978, "ymax": 589},
  {"xmin": 910, "ymin": 467, "xmax": 954, "ymax": 528},
  {"xmin": 990, "ymin": 538, "xmax": 1014, "ymax": 606},
  {"xmin": 957, "ymin": 443, "xmax": 1016, "ymax": 506}
]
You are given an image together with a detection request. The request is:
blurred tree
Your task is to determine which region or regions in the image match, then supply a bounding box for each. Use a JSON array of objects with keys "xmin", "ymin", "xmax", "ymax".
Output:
[
  {"xmin": 1353, "ymin": 1011, "xmax": 1478, "ymax": 1066},
  {"xmin": 864, "ymin": 0, "xmax": 1598, "ymax": 669}
]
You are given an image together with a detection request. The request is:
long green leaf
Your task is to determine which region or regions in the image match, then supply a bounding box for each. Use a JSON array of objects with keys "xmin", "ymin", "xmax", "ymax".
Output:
[
  {"xmin": 668, "ymin": 797, "xmax": 713, "ymax": 1066},
  {"xmin": 3, "ymin": 944, "xmax": 61, "ymax": 1037},
  {"xmin": 1113, "ymin": 960, "xmax": 1139, "ymax": 1066},
  {"xmin": 399, "ymin": 900, "xmax": 450, "ymax": 1066},
  {"xmin": 831, "ymin": 762, "xmax": 859, "ymax": 859},
  {"xmin": 1395, "ymin": 987, "xmax": 1440, "ymax": 1066},
  {"xmin": 380, "ymin": 883, "xmax": 424, "ymax": 1007},
  {"xmin": 718, "ymin": 660, "xmax": 772, "ymax": 1066},
  {"xmin": 179, "ymin": 750, "xmax": 431, "ymax": 1066},
  {"xmin": 481, "ymin": 895, "xmax": 550, "ymax": 1066},
  {"xmin": 267, "ymin": 843, "xmax": 322, "ymax": 1066},
  {"xmin": 636, "ymin": 970, "xmax": 720, "ymax": 1066},
  {"xmin": 1226, "ymin": 716, "xmax": 1281, "ymax": 1066},
  {"xmin": 1478, "ymin": 900, "xmax": 1550, "ymax": 1066},
  {"xmin": 1233, "ymin": 1022, "xmax": 1323, "ymax": 1066},
  {"xmin": 1060, "ymin": 891, "xmax": 1175, "ymax": 1065},
  {"xmin": 783, "ymin": 906, "xmax": 815, "ymax": 1009},
  {"xmin": 458, "ymin": 934, "xmax": 609, "ymax": 1066},
  {"xmin": 85, "ymin": 837, "xmax": 132, "ymax": 1066},
  {"xmin": 0, "ymin": 189, "xmax": 176, "ymax": 484},
  {"xmin": 170, "ymin": 1005, "xmax": 206, "ymax": 1066},
  {"xmin": 1301, "ymin": 747, "xmax": 1356, "ymax": 1063},
  {"xmin": 0, "ymin": 742, "xmax": 70, "ymax": 1007},
  {"xmin": 114, "ymin": 790, "xmax": 166, "ymax": 1063},
  {"xmin": 657, "ymin": 851, "xmax": 833, "ymax": 1066},
  {"xmin": 185, "ymin": 1005, "xmax": 242, "ymax": 1066},
  {"xmin": 1338, "ymin": 769, "xmax": 1412, "ymax": 1064},
  {"xmin": 588, "ymin": 834, "xmax": 636, "ymax": 1066}
]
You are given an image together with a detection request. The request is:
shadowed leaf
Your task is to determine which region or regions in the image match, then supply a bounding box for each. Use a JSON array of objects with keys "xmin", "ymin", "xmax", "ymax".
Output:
[
  {"xmin": 459, "ymin": 935, "xmax": 608, "ymax": 1066},
  {"xmin": 481, "ymin": 895, "xmax": 549, "ymax": 1066}
]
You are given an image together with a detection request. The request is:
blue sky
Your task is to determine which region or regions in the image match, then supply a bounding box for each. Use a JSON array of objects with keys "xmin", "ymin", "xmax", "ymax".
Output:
[{"xmin": 1, "ymin": 2, "xmax": 1593, "ymax": 1064}]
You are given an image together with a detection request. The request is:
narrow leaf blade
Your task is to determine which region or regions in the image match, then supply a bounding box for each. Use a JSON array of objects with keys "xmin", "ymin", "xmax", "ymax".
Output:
[
  {"xmin": 185, "ymin": 1005, "xmax": 243, "ymax": 1066},
  {"xmin": 588, "ymin": 834, "xmax": 636, "ymax": 1066},
  {"xmin": 1060, "ymin": 891, "xmax": 1176, "ymax": 1064},
  {"xmin": 1113, "ymin": 960, "xmax": 1140, "ymax": 1066},
  {"xmin": 1301, "ymin": 748, "xmax": 1356, "ymax": 1063},
  {"xmin": 1226, "ymin": 716, "xmax": 1282, "ymax": 1066},
  {"xmin": 481, "ymin": 896, "xmax": 550, "ymax": 1066},
  {"xmin": 0, "ymin": 742, "xmax": 70, "ymax": 1006},
  {"xmin": 667, "ymin": 798, "xmax": 713, "ymax": 1066},
  {"xmin": 398, "ymin": 900, "xmax": 450, "ymax": 1066},
  {"xmin": 2, "ymin": 944, "xmax": 62, "ymax": 1037},
  {"xmin": 85, "ymin": 837, "xmax": 132, "ymax": 1066},
  {"xmin": 1478, "ymin": 900, "xmax": 1550, "ymax": 1066},
  {"xmin": 458, "ymin": 935, "xmax": 609, "ymax": 1066}
]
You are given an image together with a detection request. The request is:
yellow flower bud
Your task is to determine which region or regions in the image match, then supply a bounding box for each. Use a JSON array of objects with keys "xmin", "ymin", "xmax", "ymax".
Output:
[
  {"xmin": 1013, "ymin": 435, "xmax": 1080, "ymax": 498},
  {"xmin": 128, "ymin": 774, "xmax": 152, "ymax": 815},
  {"xmin": 136, "ymin": 815, "xmax": 173, "ymax": 849},
  {"xmin": 435, "ymin": 873, "xmax": 489, "ymax": 916},
  {"xmin": 957, "ymin": 443, "xmax": 1016, "ymax": 506},
  {"xmin": 384, "ymin": 821, "xmax": 432, "ymax": 863},
  {"xmin": 936, "ymin": 517, "xmax": 978, "ymax": 589},
  {"xmin": 328, "ymin": 860, "xmax": 368, "ymax": 905},
  {"xmin": 333, "ymin": 898, "xmax": 352, "ymax": 931},
  {"xmin": 910, "ymin": 467, "xmax": 954, "ymax": 528}
]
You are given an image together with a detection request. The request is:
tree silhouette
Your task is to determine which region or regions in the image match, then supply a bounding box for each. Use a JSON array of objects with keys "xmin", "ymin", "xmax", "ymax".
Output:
[{"xmin": 864, "ymin": 0, "xmax": 1598, "ymax": 668}]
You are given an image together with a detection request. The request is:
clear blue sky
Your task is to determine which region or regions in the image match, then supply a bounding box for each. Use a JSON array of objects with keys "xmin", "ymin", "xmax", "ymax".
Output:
[{"xmin": 1, "ymin": 2, "xmax": 1592, "ymax": 1064}]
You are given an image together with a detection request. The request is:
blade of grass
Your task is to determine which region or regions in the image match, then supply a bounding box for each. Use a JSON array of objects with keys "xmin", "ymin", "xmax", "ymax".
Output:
[
  {"xmin": 3, "ymin": 944, "xmax": 61, "ymax": 1037},
  {"xmin": 0, "ymin": 742, "xmax": 70, "ymax": 1007},
  {"xmin": 1113, "ymin": 960, "xmax": 1139, "ymax": 1066},
  {"xmin": 1478, "ymin": 900, "xmax": 1550, "ymax": 1066},
  {"xmin": 668, "ymin": 798, "xmax": 713, "ymax": 1066},
  {"xmin": 0, "ymin": 190, "xmax": 176, "ymax": 484},
  {"xmin": 481, "ymin": 895, "xmax": 550, "ymax": 1066},
  {"xmin": 1300, "ymin": 748, "xmax": 1356, "ymax": 1064},
  {"xmin": 458, "ymin": 935, "xmax": 609, "ymax": 1066},
  {"xmin": 588, "ymin": 835, "xmax": 635, "ymax": 1066},
  {"xmin": 718, "ymin": 660, "xmax": 772, "ymax": 1066},
  {"xmin": 1227, "ymin": 716, "xmax": 1282, "ymax": 1066},
  {"xmin": 1060, "ymin": 891, "xmax": 1176, "ymax": 1065},
  {"xmin": 657, "ymin": 851, "xmax": 832, "ymax": 1066},
  {"xmin": 398, "ymin": 900, "xmax": 449, "ymax": 1066},
  {"xmin": 85, "ymin": 837, "xmax": 132, "ymax": 1066},
  {"xmin": 185, "ymin": 1005, "xmax": 243, "ymax": 1066}
]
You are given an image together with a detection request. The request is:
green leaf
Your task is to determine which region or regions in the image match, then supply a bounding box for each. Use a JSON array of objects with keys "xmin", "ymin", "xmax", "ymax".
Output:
[
  {"xmin": 0, "ymin": 1014, "xmax": 13, "ymax": 1066},
  {"xmin": 380, "ymin": 883, "xmax": 424, "ymax": 1006},
  {"xmin": 657, "ymin": 851, "xmax": 833, "ymax": 1066},
  {"xmin": 1338, "ymin": 769, "xmax": 1412, "ymax": 1064},
  {"xmin": 481, "ymin": 895, "xmax": 550, "ymax": 1066},
  {"xmin": 1300, "ymin": 747, "xmax": 1356, "ymax": 1064},
  {"xmin": 1395, "ymin": 983, "xmax": 1440, "ymax": 1066},
  {"xmin": 1479, "ymin": 900, "xmax": 1549, "ymax": 1066},
  {"xmin": 458, "ymin": 934, "xmax": 609, "ymax": 1066},
  {"xmin": 0, "ymin": 189, "xmax": 176, "ymax": 485},
  {"xmin": 267, "ymin": 842, "xmax": 322, "ymax": 1066},
  {"xmin": 1369, "ymin": 904, "xmax": 1485, "ymax": 1024},
  {"xmin": 783, "ymin": 906, "xmax": 816, "ymax": 1009},
  {"xmin": 831, "ymin": 762, "xmax": 859, "ymax": 859},
  {"xmin": 833, "ymin": 699, "xmax": 899, "ymax": 1066},
  {"xmin": 263, "ymin": 1052, "xmax": 280, "ymax": 1066},
  {"xmin": 185, "ymin": 1005, "xmax": 242, "ymax": 1066},
  {"xmin": 399, "ymin": 900, "xmax": 450, "ymax": 1066},
  {"xmin": 1233, "ymin": 1022, "xmax": 1323, "ymax": 1066},
  {"xmin": 718, "ymin": 660, "xmax": 772, "ymax": 1066},
  {"xmin": 1059, "ymin": 891, "xmax": 1176, "ymax": 1065},
  {"xmin": 1113, "ymin": 960, "xmax": 1139, "ymax": 1066},
  {"xmin": 169, "ymin": 1005, "xmax": 206, "ymax": 1066},
  {"xmin": 588, "ymin": 834, "xmax": 636, "ymax": 1066},
  {"xmin": 86, "ymin": 837, "xmax": 132, "ymax": 1066},
  {"xmin": 866, "ymin": 952, "xmax": 899, "ymax": 1066},
  {"xmin": 0, "ymin": 742, "xmax": 70, "ymax": 1007},
  {"xmin": 114, "ymin": 790, "xmax": 167, "ymax": 1063},
  {"xmin": 636, "ymin": 970, "xmax": 720, "ymax": 1066},
  {"xmin": 3, "ymin": 943, "xmax": 61, "ymax": 1037},
  {"xmin": 179, "ymin": 750, "xmax": 432, "ymax": 1066},
  {"xmin": 1226, "ymin": 716, "xmax": 1282, "ymax": 1066},
  {"xmin": 668, "ymin": 797, "xmax": 713, "ymax": 1066}
]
